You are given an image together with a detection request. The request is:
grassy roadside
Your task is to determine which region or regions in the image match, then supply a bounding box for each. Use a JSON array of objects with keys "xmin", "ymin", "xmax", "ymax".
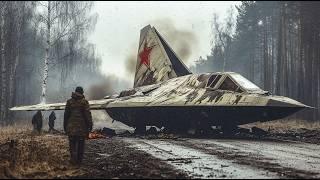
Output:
[{"xmin": 0, "ymin": 126, "xmax": 85, "ymax": 179}]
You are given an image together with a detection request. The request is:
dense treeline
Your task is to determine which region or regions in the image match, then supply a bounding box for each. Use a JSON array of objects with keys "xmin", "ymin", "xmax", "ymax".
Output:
[
  {"xmin": 191, "ymin": 1, "xmax": 319, "ymax": 121},
  {"xmin": 0, "ymin": 1, "xmax": 103, "ymax": 125}
]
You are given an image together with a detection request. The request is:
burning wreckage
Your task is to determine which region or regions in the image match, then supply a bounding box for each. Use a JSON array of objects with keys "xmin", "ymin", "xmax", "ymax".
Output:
[{"xmin": 10, "ymin": 25, "xmax": 312, "ymax": 135}]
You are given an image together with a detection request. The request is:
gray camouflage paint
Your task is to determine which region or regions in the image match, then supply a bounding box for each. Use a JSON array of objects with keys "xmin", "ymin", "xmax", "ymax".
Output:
[
  {"xmin": 10, "ymin": 72, "xmax": 309, "ymax": 110},
  {"xmin": 10, "ymin": 25, "xmax": 311, "ymax": 128}
]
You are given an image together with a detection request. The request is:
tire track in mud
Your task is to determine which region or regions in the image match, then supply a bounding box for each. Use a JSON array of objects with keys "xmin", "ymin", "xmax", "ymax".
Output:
[
  {"xmin": 81, "ymin": 138, "xmax": 188, "ymax": 179},
  {"xmin": 171, "ymin": 139, "xmax": 320, "ymax": 179},
  {"xmin": 123, "ymin": 138, "xmax": 279, "ymax": 179}
]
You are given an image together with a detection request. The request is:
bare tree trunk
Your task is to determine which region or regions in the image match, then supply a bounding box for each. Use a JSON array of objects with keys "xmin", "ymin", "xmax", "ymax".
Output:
[
  {"xmin": 282, "ymin": 6, "xmax": 288, "ymax": 96},
  {"xmin": 263, "ymin": 21, "xmax": 268, "ymax": 90},
  {"xmin": 250, "ymin": 52, "xmax": 254, "ymax": 81},
  {"xmin": 8, "ymin": 2, "xmax": 24, "ymax": 122},
  {"xmin": 41, "ymin": 1, "xmax": 51, "ymax": 104},
  {"xmin": 222, "ymin": 55, "xmax": 226, "ymax": 72},
  {"xmin": 276, "ymin": 4, "xmax": 283, "ymax": 95},
  {"xmin": 271, "ymin": 16, "xmax": 275, "ymax": 93},
  {"xmin": 0, "ymin": 3, "xmax": 7, "ymax": 123}
]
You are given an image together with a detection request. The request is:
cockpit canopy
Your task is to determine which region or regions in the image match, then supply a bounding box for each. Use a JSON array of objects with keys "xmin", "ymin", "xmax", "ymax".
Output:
[{"xmin": 205, "ymin": 72, "xmax": 264, "ymax": 93}]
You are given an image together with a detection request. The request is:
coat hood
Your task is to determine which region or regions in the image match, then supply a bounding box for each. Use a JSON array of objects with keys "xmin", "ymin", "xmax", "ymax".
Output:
[{"xmin": 71, "ymin": 92, "xmax": 85, "ymax": 100}]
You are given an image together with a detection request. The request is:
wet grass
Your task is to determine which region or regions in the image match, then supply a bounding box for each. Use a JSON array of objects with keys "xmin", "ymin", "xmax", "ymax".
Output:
[{"xmin": 0, "ymin": 126, "xmax": 85, "ymax": 179}]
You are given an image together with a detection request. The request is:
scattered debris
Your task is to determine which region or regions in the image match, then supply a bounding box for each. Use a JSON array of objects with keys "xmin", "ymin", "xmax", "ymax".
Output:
[
  {"xmin": 1, "ymin": 125, "xmax": 320, "ymax": 178},
  {"xmin": 251, "ymin": 127, "xmax": 268, "ymax": 137},
  {"xmin": 269, "ymin": 128, "xmax": 320, "ymax": 144},
  {"xmin": 117, "ymin": 130, "xmax": 134, "ymax": 137},
  {"xmin": 101, "ymin": 127, "xmax": 116, "ymax": 136},
  {"xmin": 146, "ymin": 126, "xmax": 158, "ymax": 135},
  {"xmin": 237, "ymin": 127, "xmax": 250, "ymax": 134}
]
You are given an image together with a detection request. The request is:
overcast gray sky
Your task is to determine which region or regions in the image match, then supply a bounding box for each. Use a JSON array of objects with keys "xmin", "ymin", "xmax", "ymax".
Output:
[{"xmin": 88, "ymin": 1, "xmax": 241, "ymax": 80}]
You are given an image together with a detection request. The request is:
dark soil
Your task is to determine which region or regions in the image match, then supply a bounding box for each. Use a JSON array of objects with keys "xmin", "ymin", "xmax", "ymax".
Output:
[{"xmin": 79, "ymin": 138, "xmax": 189, "ymax": 179}]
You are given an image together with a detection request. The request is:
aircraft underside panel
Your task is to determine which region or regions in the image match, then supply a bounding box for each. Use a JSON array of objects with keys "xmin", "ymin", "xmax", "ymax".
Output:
[{"xmin": 106, "ymin": 106, "xmax": 304, "ymax": 128}]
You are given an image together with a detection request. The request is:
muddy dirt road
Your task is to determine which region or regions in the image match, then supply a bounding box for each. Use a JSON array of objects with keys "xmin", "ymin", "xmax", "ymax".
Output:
[
  {"xmin": 81, "ymin": 137, "xmax": 320, "ymax": 179},
  {"xmin": 1, "ymin": 130, "xmax": 320, "ymax": 179}
]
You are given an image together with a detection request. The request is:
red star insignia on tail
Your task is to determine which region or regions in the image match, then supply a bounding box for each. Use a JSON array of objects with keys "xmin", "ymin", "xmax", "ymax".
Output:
[{"xmin": 139, "ymin": 40, "xmax": 155, "ymax": 69}]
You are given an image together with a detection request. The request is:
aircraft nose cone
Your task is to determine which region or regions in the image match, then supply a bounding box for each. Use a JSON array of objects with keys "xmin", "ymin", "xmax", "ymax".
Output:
[
  {"xmin": 267, "ymin": 96, "xmax": 312, "ymax": 109},
  {"xmin": 263, "ymin": 96, "xmax": 313, "ymax": 120}
]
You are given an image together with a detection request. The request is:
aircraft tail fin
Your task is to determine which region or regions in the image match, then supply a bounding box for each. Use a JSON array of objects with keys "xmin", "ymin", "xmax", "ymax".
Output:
[{"xmin": 133, "ymin": 25, "xmax": 192, "ymax": 88}]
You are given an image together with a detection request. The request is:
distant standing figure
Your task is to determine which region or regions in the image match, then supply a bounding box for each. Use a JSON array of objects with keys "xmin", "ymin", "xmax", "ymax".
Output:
[
  {"xmin": 32, "ymin": 110, "xmax": 43, "ymax": 134},
  {"xmin": 48, "ymin": 111, "xmax": 56, "ymax": 132},
  {"xmin": 64, "ymin": 86, "xmax": 93, "ymax": 165}
]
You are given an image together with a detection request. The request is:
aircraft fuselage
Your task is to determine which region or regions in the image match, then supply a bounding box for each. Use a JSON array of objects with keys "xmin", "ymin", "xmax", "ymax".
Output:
[{"xmin": 104, "ymin": 72, "xmax": 307, "ymax": 129}]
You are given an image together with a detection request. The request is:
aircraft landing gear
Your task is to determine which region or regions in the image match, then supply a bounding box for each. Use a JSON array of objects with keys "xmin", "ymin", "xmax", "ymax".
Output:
[
  {"xmin": 222, "ymin": 124, "xmax": 238, "ymax": 136},
  {"xmin": 135, "ymin": 122, "xmax": 146, "ymax": 134},
  {"xmin": 191, "ymin": 120, "xmax": 212, "ymax": 136}
]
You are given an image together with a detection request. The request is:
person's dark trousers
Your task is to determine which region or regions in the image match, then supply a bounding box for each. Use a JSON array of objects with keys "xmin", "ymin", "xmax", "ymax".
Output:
[{"xmin": 68, "ymin": 136, "xmax": 85, "ymax": 164}]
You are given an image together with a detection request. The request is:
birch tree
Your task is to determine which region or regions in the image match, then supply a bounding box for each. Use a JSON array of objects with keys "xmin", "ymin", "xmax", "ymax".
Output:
[
  {"xmin": 211, "ymin": 7, "xmax": 235, "ymax": 72},
  {"xmin": 0, "ymin": 1, "xmax": 100, "ymax": 124},
  {"xmin": 36, "ymin": 1, "xmax": 94, "ymax": 104}
]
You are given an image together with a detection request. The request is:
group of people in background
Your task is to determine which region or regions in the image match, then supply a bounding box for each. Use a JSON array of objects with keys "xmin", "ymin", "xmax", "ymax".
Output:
[{"xmin": 31, "ymin": 110, "xmax": 56, "ymax": 134}]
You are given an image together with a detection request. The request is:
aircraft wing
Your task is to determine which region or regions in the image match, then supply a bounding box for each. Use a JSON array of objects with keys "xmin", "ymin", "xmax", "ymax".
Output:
[{"xmin": 10, "ymin": 99, "xmax": 114, "ymax": 111}]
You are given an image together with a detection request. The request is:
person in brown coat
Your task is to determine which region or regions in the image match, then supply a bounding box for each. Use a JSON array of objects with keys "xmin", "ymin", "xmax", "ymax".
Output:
[{"xmin": 64, "ymin": 86, "xmax": 93, "ymax": 165}]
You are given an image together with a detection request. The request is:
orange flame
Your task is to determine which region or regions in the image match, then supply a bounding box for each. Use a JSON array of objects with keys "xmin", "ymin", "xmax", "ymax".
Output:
[{"xmin": 88, "ymin": 131, "xmax": 106, "ymax": 139}]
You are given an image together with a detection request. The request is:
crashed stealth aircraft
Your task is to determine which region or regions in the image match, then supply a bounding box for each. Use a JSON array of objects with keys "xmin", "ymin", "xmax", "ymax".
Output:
[{"xmin": 10, "ymin": 25, "xmax": 311, "ymax": 133}]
